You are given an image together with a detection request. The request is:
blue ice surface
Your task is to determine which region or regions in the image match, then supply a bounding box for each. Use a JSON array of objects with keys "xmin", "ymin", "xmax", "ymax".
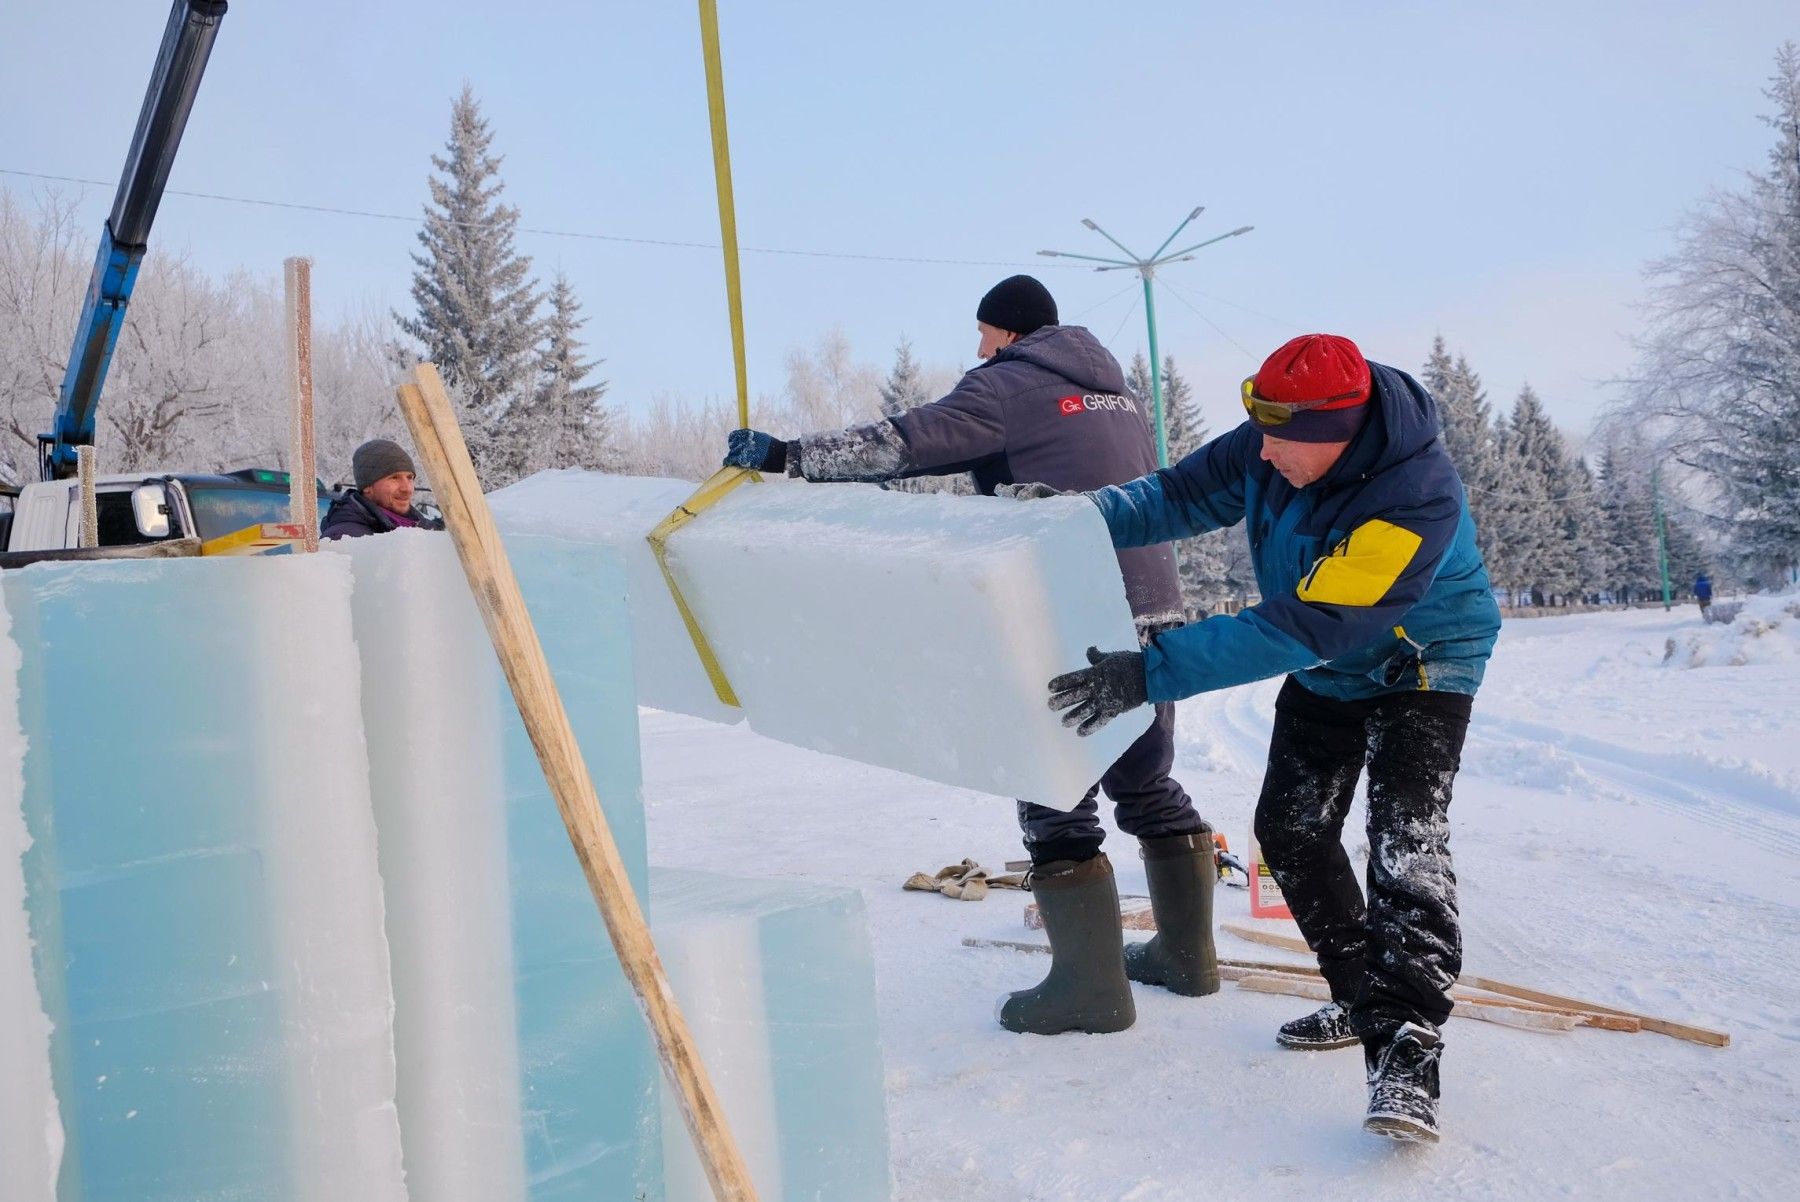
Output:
[
  {"xmin": 3, "ymin": 557, "xmax": 357, "ymax": 1201},
  {"xmin": 652, "ymin": 869, "xmax": 892, "ymax": 1202},
  {"xmin": 504, "ymin": 534, "xmax": 663, "ymax": 1200}
]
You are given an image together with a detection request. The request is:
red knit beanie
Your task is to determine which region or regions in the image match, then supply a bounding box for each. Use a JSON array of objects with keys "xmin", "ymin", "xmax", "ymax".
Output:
[{"xmin": 1248, "ymin": 333, "xmax": 1373, "ymax": 443}]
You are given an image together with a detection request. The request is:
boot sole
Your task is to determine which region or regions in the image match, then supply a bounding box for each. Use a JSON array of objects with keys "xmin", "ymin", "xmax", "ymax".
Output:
[
  {"xmin": 1364, "ymin": 1111, "xmax": 1439, "ymax": 1143},
  {"xmin": 1276, "ymin": 1032, "xmax": 1361, "ymax": 1050},
  {"xmin": 994, "ymin": 995, "xmax": 1135, "ymax": 1036}
]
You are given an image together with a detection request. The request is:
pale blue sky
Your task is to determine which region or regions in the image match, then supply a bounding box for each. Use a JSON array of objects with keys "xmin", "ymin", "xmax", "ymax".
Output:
[{"xmin": 3, "ymin": 1, "xmax": 1794, "ymax": 441}]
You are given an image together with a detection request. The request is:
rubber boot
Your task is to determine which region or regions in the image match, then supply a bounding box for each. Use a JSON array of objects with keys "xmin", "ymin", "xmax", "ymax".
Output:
[
  {"xmin": 1123, "ymin": 831, "xmax": 1220, "ymax": 997},
  {"xmin": 996, "ymin": 855, "xmax": 1135, "ymax": 1035}
]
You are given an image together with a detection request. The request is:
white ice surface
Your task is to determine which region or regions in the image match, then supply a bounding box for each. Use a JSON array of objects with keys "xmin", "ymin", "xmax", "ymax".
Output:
[
  {"xmin": 491, "ymin": 470, "xmax": 1150, "ymax": 810},
  {"xmin": 0, "ymin": 596, "xmax": 59, "ymax": 1202},
  {"xmin": 638, "ymin": 601, "xmax": 1800, "ymax": 1201}
]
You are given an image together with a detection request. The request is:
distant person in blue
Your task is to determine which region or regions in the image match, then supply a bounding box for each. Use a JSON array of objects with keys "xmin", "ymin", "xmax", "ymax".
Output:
[
  {"xmin": 1028, "ymin": 333, "xmax": 1502, "ymax": 1144},
  {"xmin": 1694, "ymin": 571, "xmax": 1713, "ymax": 614}
]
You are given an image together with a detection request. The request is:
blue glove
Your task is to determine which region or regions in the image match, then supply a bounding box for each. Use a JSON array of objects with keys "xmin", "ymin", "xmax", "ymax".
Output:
[{"xmin": 724, "ymin": 428, "xmax": 789, "ymax": 472}]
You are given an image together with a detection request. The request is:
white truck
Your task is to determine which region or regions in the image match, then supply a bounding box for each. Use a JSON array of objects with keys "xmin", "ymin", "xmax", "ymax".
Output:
[{"xmin": 0, "ymin": 469, "xmax": 327, "ymax": 567}]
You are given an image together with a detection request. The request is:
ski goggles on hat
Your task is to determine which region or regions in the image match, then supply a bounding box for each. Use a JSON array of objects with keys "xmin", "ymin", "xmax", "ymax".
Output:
[{"xmin": 1240, "ymin": 376, "xmax": 1363, "ymax": 427}]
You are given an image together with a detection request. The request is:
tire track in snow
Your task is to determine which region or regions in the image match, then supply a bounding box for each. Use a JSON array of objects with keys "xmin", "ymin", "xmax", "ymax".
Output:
[{"xmin": 1465, "ymin": 714, "xmax": 1800, "ymax": 858}]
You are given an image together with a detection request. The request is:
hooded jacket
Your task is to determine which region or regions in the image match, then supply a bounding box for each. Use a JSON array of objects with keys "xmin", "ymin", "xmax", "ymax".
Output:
[
  {"xmin": 790, "ymin": 325, "xmax": 1184, "ymax": 622},
  {"xmin": 1092, "ymin": 361, "xmax": 1501, "ymax": 702},
  {"xmin": 320, "ymin": 489, "xmax": 443, "ymax": 540}
]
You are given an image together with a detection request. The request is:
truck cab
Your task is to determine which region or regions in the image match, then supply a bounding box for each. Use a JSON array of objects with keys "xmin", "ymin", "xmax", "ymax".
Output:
[{"xmin": 1, "ymin": 468, "xmax": 329, "ymax": 564}]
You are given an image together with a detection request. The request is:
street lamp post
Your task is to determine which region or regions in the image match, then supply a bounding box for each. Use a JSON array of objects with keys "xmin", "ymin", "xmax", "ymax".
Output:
[{"xmin": 1041, "ymin": 209, "xmax": 1252, "ymax": 467}]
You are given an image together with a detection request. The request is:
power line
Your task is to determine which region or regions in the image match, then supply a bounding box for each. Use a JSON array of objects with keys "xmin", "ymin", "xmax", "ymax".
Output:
[
  {"xmin": 1067, "ymin": 279, "xmax": 1141, "ymax": 323},
  {"xmin": 0, "ymin": 167, "xmax": 1075, "ymax": 271},
  {"xmin": 1158, "ymin": 277, "xmax": 1258, "ymax": 360},
  {"xmin": 1102, "ymin": 292, "xmax": 1143, "ymax": 350}
]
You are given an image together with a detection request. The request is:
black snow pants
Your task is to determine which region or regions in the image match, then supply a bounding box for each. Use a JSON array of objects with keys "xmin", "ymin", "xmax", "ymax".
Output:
[
  {"xmin": 1017, "ymin": 703, "xmax": 1208, "ymax": 865},
  {"xmin": 1254, "ymin": 677, "xmax": 1472, "ymax": 1041}
]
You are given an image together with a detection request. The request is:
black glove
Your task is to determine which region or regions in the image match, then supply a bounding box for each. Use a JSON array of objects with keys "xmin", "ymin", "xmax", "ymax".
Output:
[
  {"xmin": 724, "ymin": 428, "xmax": 789, "ymax": 472},
  {"xmin": 994, "ymin": 482, "xmax": 1071, "ymax": 501},
  {"xmin": 1047, "ymin": 646, "xmax": 1147, "ymax": 737}
]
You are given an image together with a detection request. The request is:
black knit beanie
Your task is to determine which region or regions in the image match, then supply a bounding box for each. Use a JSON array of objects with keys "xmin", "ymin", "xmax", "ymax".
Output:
[
  {"xmin": 977, "ymin": 275, "xmax": 1058, "ymax": 336},
  {"xmin": 352, "ymin": 438, "xmax": 416, "ymax": 489}
]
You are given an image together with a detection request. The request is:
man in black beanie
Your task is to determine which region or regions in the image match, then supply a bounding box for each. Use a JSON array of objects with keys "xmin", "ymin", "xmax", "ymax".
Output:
[
  {"xmin": 321, "ymin": 438, "xmax": 445, "ymax": 539},
  {"xmin": 722, "ymin": 276, "xmax": 1218, "ymax": 1037}
]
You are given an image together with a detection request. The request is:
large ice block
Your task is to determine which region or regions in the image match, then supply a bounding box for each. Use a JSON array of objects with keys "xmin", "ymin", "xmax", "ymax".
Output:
[
  {"xmin": 337, "ymin": 530, "xmax": 662, "ymax": 1201},
  {"xmin": 2, "ymin": 555, "xmax": 406, "ymax": 1202},
  {"xmin": 651, "ymin": 869, "xmax": 891, "ymax": 1202},
  {"xmin": 0, "ymin": 601, "xmax": 59, "ymax": 1202},
  {"xmin": 491, "ymin": 471, "xmax": 1151, "ymax": 809}
]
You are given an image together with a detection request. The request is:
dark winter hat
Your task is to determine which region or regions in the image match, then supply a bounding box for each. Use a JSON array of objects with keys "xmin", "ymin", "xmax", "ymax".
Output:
[
  {"xmin": 1245, "ymin": 333, "xmax": 1373, "ymax": 443},
  {"xmin": 977, "ymin": 275, "xmax": 1058, "ymax": 337},
  {"xmin": 352, "ymin": 439, "xmax": 416, "ymax": 489}
]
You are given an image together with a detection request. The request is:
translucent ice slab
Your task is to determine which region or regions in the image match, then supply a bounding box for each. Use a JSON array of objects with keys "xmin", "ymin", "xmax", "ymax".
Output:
[
  {"xmin": 491, "ymin": 471, "xmax": 1150, "ymax": 809},
  {"xmin": 651, "ymin": 869, "xmax": 890, "ymax": 1202},
  {"xmin": 0, "ymin": 600, "xmax": 59, "ymax": 1202},
  {"xmin": 2, "ymin": 555, "xmax": 405, "ymax": 1202},
  {"xmin": 336, "ymin": 531, "xmax": 661, "ymax": 1201}
]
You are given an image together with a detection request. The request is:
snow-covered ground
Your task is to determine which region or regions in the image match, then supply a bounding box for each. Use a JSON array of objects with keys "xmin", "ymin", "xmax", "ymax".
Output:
[{"xmin": 641, "ymin": 599, "xmax": 1800, "ymax": 1201}]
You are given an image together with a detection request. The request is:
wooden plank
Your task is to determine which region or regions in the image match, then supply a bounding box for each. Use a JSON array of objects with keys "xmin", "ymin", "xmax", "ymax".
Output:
[
  {"xmin": 1235, "ymin": 973, "xmax": 1579, "ymax": 1034},
  {"xmin": 965, "ymin": 937, "xmax": 1637, "ymax": 1031},
  {"xmin": 1223, "ymin": 922, "xmax": 1712, "ymax": 1046},
  {"xmin": 284, "ymin": 256, "xmax": 320, "ymax": 552},
  {"xmin": 397, "ymin": 365, "xmax": 759, "ymax": 1202}
]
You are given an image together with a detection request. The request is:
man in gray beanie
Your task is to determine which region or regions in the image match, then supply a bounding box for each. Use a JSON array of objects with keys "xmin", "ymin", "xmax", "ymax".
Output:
[{"xmin": 321, "ymin": 438, "xmax": 444, "ymax": 539}]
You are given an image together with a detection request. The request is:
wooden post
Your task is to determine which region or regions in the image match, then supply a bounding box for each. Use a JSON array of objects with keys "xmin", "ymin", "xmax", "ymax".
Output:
[
  {"xmin": 77, "ymin": 445, "xmax": 98, "ymax": 548},
  {"xmin": 395, "ymin": 363, "xmax": 760, "ymax": 1202},
  {"xmin": 284, "ymin": 256, "xmax": 320, "ymax": 552}
]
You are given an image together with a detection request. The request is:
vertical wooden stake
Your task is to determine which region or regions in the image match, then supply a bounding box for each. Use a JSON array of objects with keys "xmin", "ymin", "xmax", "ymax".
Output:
[
  {"xmin": 284, "ymin": 256, "xmax": 320, "ymax": 552},
  {"xmin": 77, "ymin": 445, "xmax": 98, "ymax": 548},
  {"xmin": 395, "ymin": 363, "xmax": 760, "ymax": 1202}
]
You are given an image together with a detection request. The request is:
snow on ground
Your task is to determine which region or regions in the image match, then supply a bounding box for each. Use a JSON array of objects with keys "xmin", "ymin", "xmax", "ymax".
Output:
[{"xmin": 640, "ymin": 601, "xmax": 1800, "ymax": 1201}]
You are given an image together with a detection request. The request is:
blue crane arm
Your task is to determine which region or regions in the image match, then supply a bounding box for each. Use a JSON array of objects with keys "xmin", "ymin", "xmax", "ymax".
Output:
[{"xmin": 40, "ymin": 0, "xmax": 228, "ymax": 480}]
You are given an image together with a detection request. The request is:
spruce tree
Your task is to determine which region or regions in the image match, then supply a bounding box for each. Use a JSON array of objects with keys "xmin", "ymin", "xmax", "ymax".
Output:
[
  {"xmin": 878, "ymin": 337, "xmax": 933, "ymax": 417},
  {"xmin": 878, "ymin": 337, "xmax": 971, "ymax": 495},
  {"xmin": 397, "ymin": 85, "xmax": 542, "ymax": 485},
  {"xmin": 1160, "ymin": 355, "xmax": 1207, "ymax": 463},
  {"xmin": 1597, "ymin": 443, "xmax": 1661, "ymax": 603},
  {"xmin": 515, "ymin": 272, "xmax": 611, "ymax": 478},
  {"xmin": 1507, "ymin": 385, "xmax": 1580, "ymax": 600},
  {"xmin": 1125, "ymin": 351, "xmax": 1154, "ymax": 437}
]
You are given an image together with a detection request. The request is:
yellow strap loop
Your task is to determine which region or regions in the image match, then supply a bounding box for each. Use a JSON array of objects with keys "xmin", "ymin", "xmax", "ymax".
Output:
[{"xmin": 648, "ymin": 467, "xmax": 759, "ymax": 708}]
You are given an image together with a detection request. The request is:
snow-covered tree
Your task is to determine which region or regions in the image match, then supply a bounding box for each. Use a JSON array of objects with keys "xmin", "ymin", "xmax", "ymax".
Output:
[
  {"xmin": 1506, "ymin": 385, "xmax": 1580, "ymax": 600},
  {"xmin": 396, "ymin": 85, "xmax": 541, "ymax": 486},
  {"xmin": 511, "ymin": 272, "xmax": 612, "ymax": 477},
  {"xmin": 1621, "ymin": 44, "xmax": 1800, "ymax": 582},
  {"xmin": 877, "ymin": 336, "xmax": 933, "ymax": 418},
  {"xmin": 877, "ymin": 335, "xmax": 972, "ymax": 495},
  {"xmin": 1160, "ymin": 355, "xmax": 1207, "ymax": 464}
]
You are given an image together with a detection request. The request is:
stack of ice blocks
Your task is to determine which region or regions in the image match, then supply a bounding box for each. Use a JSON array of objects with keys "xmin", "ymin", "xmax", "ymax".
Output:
[
  {"xmin": 0, "ymin": 555, "xmax": 407, "ymax": 1202},
  {"xmin": 0, "ymin": 526, "xmax": 894, "ymax": 1200}
]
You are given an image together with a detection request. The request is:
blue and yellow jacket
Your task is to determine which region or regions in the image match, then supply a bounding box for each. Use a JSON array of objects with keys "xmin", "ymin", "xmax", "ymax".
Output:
[{"xmin": 1091, "ymin": 362, "xmax": 1502, "ymax": 703}]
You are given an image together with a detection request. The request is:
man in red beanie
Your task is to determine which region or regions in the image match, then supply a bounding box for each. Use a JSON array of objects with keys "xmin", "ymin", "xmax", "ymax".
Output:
[{"xmin": 1027, "ymin": 333, "xmax": 1501, "ymax": 1143}]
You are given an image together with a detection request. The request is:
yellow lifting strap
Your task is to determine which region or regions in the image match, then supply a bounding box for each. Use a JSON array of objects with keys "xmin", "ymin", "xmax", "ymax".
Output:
[
  {"xmin": 647, "ymin": 466, "xmax": 759, "ymax": 708},
  {"xmin": 646, "ymin": 0, "xmax": 758, "ymax": 710}
]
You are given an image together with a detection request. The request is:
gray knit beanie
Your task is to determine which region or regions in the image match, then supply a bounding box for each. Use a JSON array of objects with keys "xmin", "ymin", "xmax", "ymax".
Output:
[{"xmin": 352, "ymin": 439, "xmax": 416, "ymax": 489}]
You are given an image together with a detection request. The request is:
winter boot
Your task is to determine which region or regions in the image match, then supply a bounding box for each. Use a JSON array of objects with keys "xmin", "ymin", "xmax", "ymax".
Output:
[
  {"xmin": 1363, "ymin": 1022, "xmax": 1444, "ymax": 1143},
  {"xmin": 1122, "ymin": 832, "xmax": 1220, "ymax": 997},
  {"xmin": 1277, "ymin": 1002, "xmax": 1360, "ymax": 1050},
  {"xmin": 996, "ymin": 855, "xmax": 1136, "ymax": 1035}
]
